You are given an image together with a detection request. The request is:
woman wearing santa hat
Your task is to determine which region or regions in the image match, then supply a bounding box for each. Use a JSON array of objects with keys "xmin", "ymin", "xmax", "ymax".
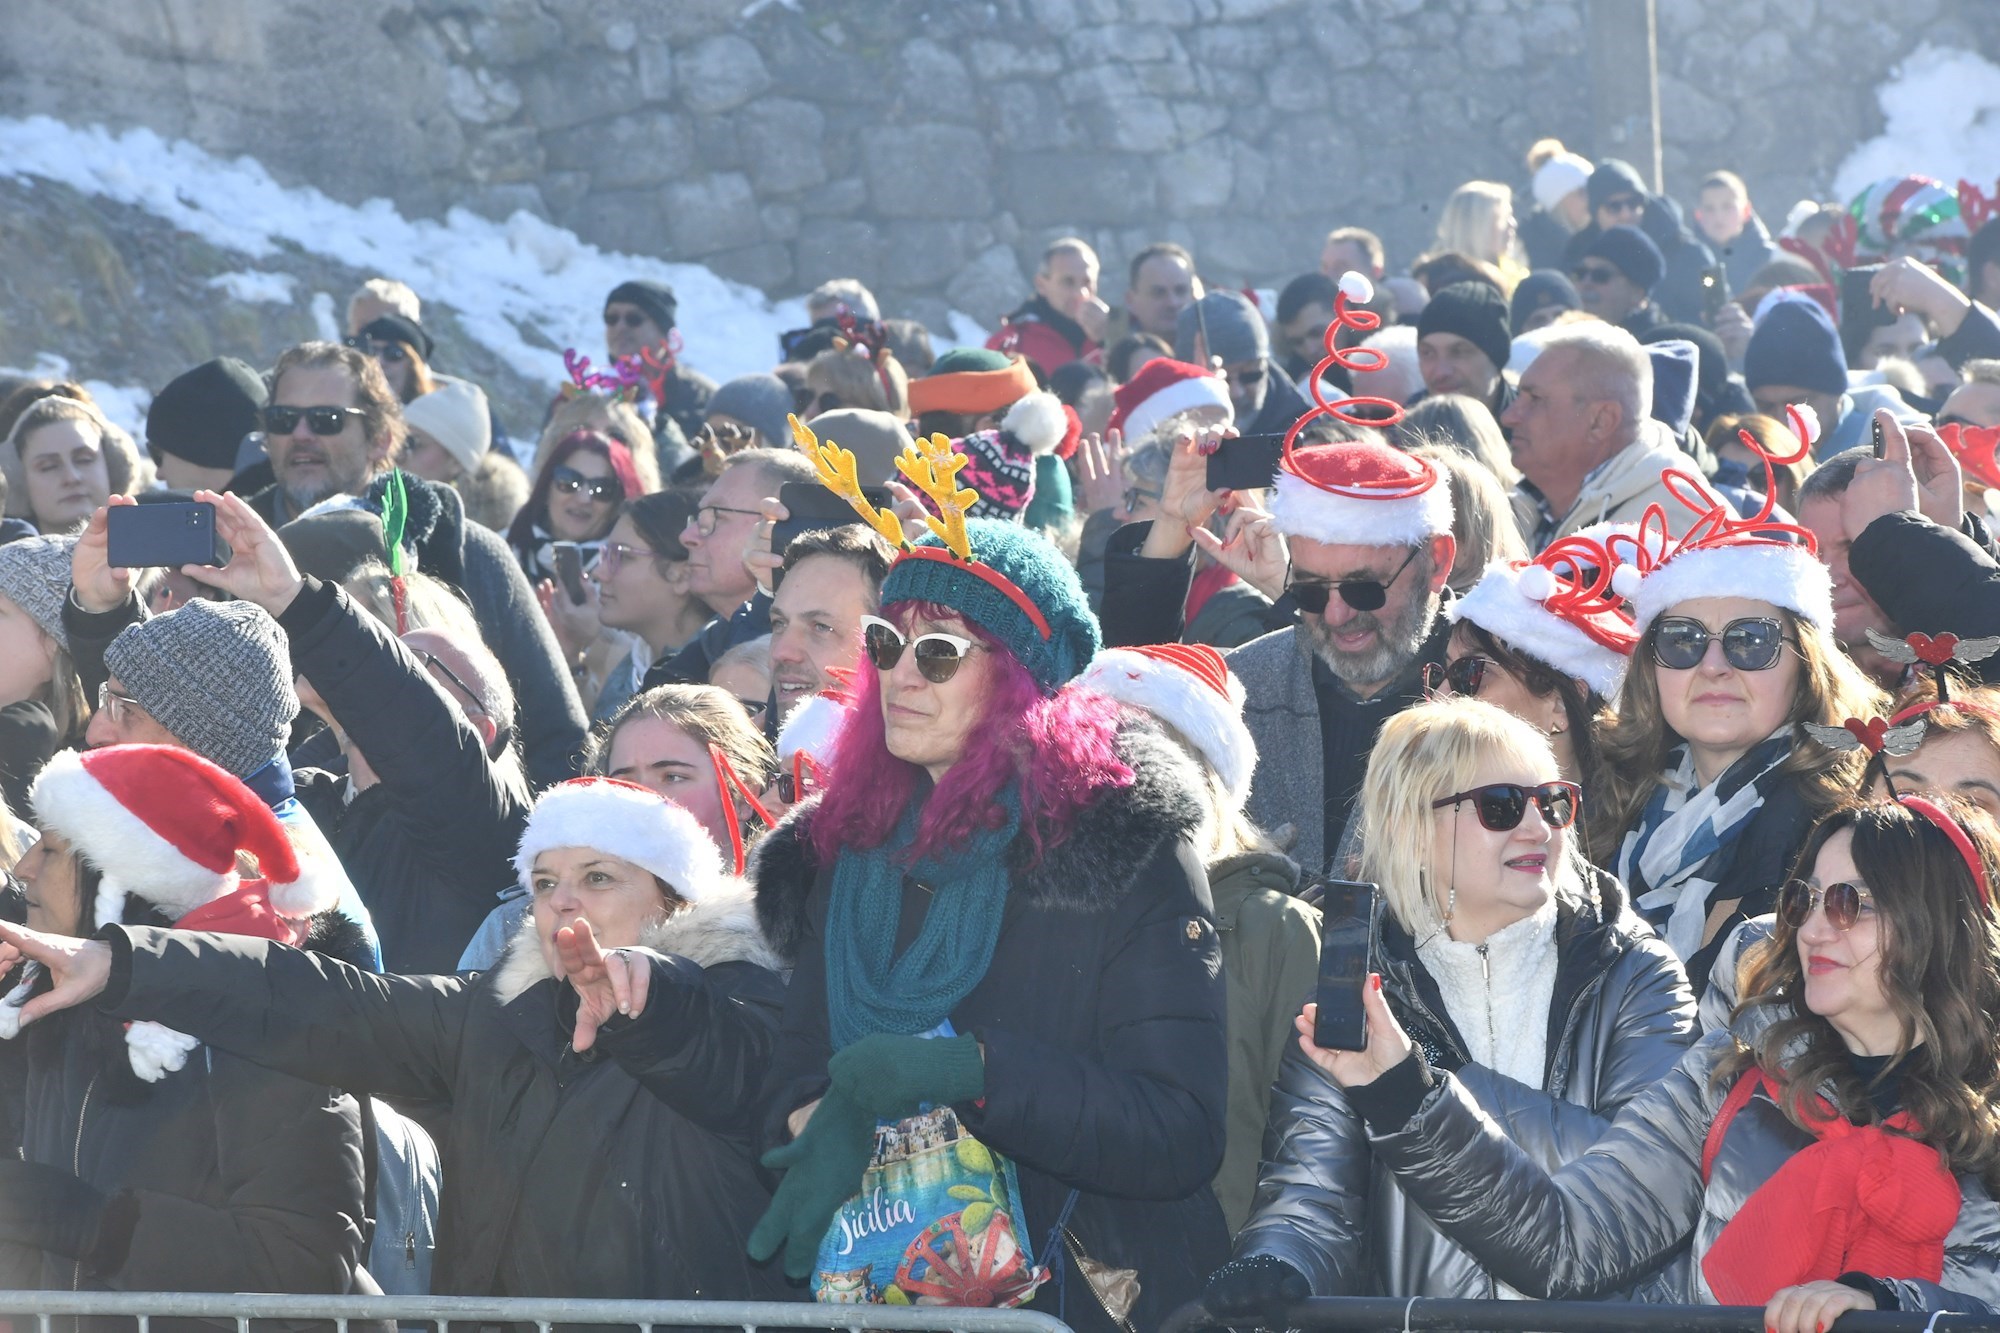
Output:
[
  {"xmin": 1597, "ymin": 423, "xmax": 1885, "ymax": 992},
  {"xmin": 1079, "ymin": 641, "xmax": 1320, "ymax": 1235},
  {"xmin": 1205, "ymin": 698, "xmax": 1694, "ymax": 1315},
  {"xmin": 0, "ymin": 744, "xmax": 368, "ymax": 1300},
  {"xmin": 0, "ymin": 772, "xmax": 794, "ymax": 1303}
]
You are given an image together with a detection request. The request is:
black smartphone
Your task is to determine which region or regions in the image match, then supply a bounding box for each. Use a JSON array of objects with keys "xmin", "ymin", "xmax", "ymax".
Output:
[
  {"xmin": 1872, "ymin": 415, "xmax": 1886, "ymax": 460},
  {"xmin": 770, "ymin": 481, "xmax": 893, "ymax": 563},
  {"xmin": 1313, "ymin": 879, "xmax": 1378, "ymax": 1052},
  {"xmin": 106, "ymin": 501, "xmax": 229, "ymax": 569},
  {"xmin": 1700, "ymin": 264, "xmax": 1728, "ymax": 326},
  {"xmin": 1205, "ymin": 433, "xmax": 1286, "ymax": 493},
  {"xmin": 551, "ymin": 542, "xmax": 588, "ymax": 605}
]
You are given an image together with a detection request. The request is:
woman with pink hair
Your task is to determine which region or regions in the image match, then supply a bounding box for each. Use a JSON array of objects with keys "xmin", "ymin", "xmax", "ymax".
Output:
[{"xmin": 745, "ymin": 517, "xmax": 1228, "ymax": 1329}]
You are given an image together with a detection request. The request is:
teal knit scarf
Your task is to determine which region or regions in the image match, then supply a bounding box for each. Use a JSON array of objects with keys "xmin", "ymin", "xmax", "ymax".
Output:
[{"xmin": 825, "ymin": 788, "xmax": 1022, "ymax": 1050}]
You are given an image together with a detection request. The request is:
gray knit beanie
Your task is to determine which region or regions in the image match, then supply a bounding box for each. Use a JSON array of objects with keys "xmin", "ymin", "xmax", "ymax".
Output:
[
  {"xmin": 0, "ymin": 534, "xmax": 77, "ymax": 651},
  {"xmin": 104, "ymin": 599, "xmax": 298, "ymax": 777}
]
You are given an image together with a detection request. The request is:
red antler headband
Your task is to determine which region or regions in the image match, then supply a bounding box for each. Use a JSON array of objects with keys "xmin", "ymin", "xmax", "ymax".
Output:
[{"xmin": 1899, "ymin": 794, "xmax": 1994, "ymax": 908}]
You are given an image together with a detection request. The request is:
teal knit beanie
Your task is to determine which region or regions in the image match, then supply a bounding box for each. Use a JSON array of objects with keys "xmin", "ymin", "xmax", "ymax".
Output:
[{"xmin": 879, "ymin": 518, "xmax": 1099, "ymax": 691}]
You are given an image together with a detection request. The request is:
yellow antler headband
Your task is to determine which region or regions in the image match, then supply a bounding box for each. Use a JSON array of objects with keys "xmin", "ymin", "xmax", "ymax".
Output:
[{"xmin": 788, "ymin": 414, "xmax": 976, "ymax": 561}]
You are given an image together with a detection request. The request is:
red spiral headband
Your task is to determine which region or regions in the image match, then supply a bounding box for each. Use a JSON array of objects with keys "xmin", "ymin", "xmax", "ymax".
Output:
[
  {"xmin": 1898, "ymin": 794, "xmax": 1993, "ymax": 908},
  {"xmin": 1630, "ymin": 403, "xmax": 1821, "ymax": 568},
  {"xmin": 1279, "ymin": 274, "xmax": 1413, "ymax": 463}
]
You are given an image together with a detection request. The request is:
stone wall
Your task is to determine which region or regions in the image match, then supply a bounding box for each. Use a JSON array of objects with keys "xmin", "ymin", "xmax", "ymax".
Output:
[{"xmin": 3, "ymin": 0, "xmax": 1993, "ymax": 336}]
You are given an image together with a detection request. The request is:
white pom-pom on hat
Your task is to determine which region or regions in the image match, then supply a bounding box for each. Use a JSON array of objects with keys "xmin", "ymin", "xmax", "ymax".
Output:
[
  {"xmin": 1790, "ymin": 403, "xmax": 1820, "ymax": 445},
  {"xmin": 1611, "ymin": 563, "xmax": 1645, "ymax": 602},
  {"xmin": 1515, "ymin": 564, "xmax": 1559, "ymax": 603},
  {"xmin": 1338, "ymin": 272, "xmax": 1374, "ymax": 305}
]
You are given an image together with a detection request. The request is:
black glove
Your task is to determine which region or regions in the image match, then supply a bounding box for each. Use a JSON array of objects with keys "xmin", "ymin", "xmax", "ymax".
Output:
[
  {"xmin": 1202, "ymin": 1253, "xmax": 1310, "ymax": 1324},
  {"xmin": 0, "ymin": 1160, "xmax": 109, "ymax": 1263}
]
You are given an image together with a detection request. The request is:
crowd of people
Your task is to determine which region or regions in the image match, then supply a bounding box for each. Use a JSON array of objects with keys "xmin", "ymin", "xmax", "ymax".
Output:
[{"xmin": 1, "ymin": 138, "xmax": 2000, "ymax": 1333}]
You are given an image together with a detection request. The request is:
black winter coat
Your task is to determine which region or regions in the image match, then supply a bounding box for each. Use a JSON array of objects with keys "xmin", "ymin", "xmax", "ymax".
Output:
[
  {"xmin": 98, "ymin": 886, "xmax": 795, "ymax": 1302},
  {"xmin": 280, "ymin": 577, "xmax": 530, "ymax": 973},
  {"xmin": 11, "ymin": 1002, "xmax": 366, "ymax": 1311},
  {"xmin": 750, "ymin": 727, "xmax": 1230, "ymax": 1332}
]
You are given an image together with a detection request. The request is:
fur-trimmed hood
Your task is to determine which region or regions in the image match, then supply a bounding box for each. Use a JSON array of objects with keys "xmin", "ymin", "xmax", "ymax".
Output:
[
  {"xmin": 750, "ymin": 721, "xmax": 1207, "ymax": 965},
  {"xmin": 489, "ymin": 879, "xmax": 784, "ymax": 1003}
]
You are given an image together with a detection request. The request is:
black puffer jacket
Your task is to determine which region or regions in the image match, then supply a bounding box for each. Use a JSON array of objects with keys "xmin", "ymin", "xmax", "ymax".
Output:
[
  {"xmin": 751, "ymin": 726, "xmax": 1230, "ymax": 1333},
  {"xmin": 1236, "ymin": 873, "xmax": 1696, "ymax": 1298},
  {"xmin": 12, "ymin": 976, "xmax": 366, "ymax": 1310},
  {"xmin": 97, "ymin": 885, "xmax": 795, "ymax": 1302}
]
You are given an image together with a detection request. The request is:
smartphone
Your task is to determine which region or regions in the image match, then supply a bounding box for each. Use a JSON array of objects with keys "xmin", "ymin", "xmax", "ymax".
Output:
[
  {"xmin": 551, "ymin": 542, "xmax": 588, "ymax": 605},
  {"xmin": 106, "ymin": 500, "xmax": 229, "ymax": 569},
  {"xmin": 1313, "ymin": 879, "xmax": 1378, "ymax": 1052},
  {"xmin": 1205, "ymin": 433, "xmax": 1287, "ymax": 493},
  {"xmin": 1872, "ymin": 415, "xmax": 1886, "ymax": 460},
  {"xmin": 770, "ymin": 481, "xmax": 893, "ymax": 562},
  {"xmin": 1700, "ymin": 264, "xmax": 1728, "ymax": 326}
]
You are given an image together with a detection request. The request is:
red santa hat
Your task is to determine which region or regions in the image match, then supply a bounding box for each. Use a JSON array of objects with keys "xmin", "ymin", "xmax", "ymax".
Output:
[
  {"xmin": 30, "ymin": 745, "xmax": 337, "ymax": 930},
  {"xmin": 1079, "ymin": 643, "xmax": 1257, "ymax": 806},
  {"xmin": 1268, "ymin": 440, "xmax": 1454, "ymax": 547},
  {"xmin": 513, "ymin": 777, "xmax": 727, "ymax": 903},
  {"xmin": 19, "ymin": 744, "xmax": 340, "ymax": 1079},
  {"xmin": 1107, "ymin": 358, "xmax": 1234, "ymax": 443},
  {"xmin": 1452, "ymin": 530, "xmax": 1640, "ymax": 698},
  {"xmin": 1631, "ymin": 406, "xmax": 1832, "ymax": 634}
]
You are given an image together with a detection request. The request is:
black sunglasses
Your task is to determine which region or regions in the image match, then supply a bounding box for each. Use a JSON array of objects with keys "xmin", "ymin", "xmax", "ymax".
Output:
[
  {"xmin": 263, "ymin": 405, "xmax": 365, "ymax": 437},
  {"xmin": 862, "ymin": 616, "xmax": 980, "ymax": 684},
  {"xmin": 552, "ymin": 466, "xmax": 623, "ymax": 503},
  {"xmin": 1572, "ymin": 264, "xmax": 1622, "ymax": 285},
  {"xmin": 343, "ymin": 335, "xmax": 409, "ymax": 364},
  {"xmin": 1600, "ymin": 195, "xmax": 1644, "ymax": 214},
  {"xmin": 1423, "ymin": 656, "xmax": 1491, "ymax": 698},
  {"xmin": 1652, "ymin": 616, "xmax": 1795, "ymax": 672},
  {"xmin": 604, "ymin": 309, "xmax": 652, "ymax": 329},
  {"xmin": 1432, "ymin": 781, "xmax": 1582, "ymax": 832},
  {"xmin": 1287, "ymin": 545, "xmax": 1423, "ymax": 615},
  {"xmin": 1780, "ymin": 879, "xmax": 1876, "ymax": 931}
]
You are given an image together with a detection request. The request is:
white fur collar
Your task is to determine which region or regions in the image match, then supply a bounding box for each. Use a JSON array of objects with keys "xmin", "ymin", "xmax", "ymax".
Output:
[{"xmin": 488, "ymin": 879, "xmax": 783, "ymax": 1004}]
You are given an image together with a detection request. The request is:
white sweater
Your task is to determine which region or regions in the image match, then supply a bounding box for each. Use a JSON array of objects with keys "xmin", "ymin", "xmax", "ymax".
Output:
[{"xmin": 1416, "ymin": 897, "xmax": 1560, "ymax": 1089}]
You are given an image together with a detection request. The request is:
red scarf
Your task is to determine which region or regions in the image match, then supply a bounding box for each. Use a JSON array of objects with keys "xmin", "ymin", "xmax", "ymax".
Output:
[{"xmin": 1701, "ymin": 1070, "xmax": 1961, "ymax": 1304}]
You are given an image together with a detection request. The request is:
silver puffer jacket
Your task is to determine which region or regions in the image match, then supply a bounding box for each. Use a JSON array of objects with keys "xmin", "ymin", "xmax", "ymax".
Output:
[
  {"xmin": 1369, "ymin": 1005, "xmax": 2000, "ymax": 1312},
  {"xmin": 1236, "ymin": 873, "xmax": 1698, "ymax": 1297}
]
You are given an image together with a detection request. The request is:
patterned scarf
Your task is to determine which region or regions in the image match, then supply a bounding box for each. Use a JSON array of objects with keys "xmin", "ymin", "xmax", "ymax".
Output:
[
  {"xmin": 824, "ymin": 789, "xmax": 1022, "ymax": 1050},
  {"xmin": 1621, "ymin": 730, "xmax": 1793, "ymax": 961}
]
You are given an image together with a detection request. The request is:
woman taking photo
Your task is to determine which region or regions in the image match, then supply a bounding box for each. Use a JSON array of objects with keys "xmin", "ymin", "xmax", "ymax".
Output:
[
  {"xmin": 0, "ymin": 744, "xmax": 366, "ymax": 1298},
  {"xmin": 0, "ymin": 773, "xmax": 793, "ymax": 1302},
  {"xmin": 592, "ymin": 490, "xmax": 711, "ymax": 720},
  {"xmin": 505, "ymin": 428, "xmax": 644, "ymax": 585},
  {"xmin": 1600, "ymin": 489, "xmax": 1883, "ymax": 991},
  {"xmin": 1205, "ymin": 699, "xmax": 1694, "ymax": 1313},
  {"xmin": 746, "ymin": 515, "xmax": 1228, "ymax": 1330},
  {"xmin": 1299, "ymin": 795, "xmax": 2000, "ymax": 1330}
]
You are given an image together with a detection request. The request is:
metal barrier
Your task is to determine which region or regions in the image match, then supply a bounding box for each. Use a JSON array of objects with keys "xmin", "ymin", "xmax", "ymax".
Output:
[
  {"xmin": 0, "ymin": 1292, "xmax": 1073, "ymax": 1333},
  {"xmin": 1158, "ymin": 1297, "xmax": 2000, "ymax": 1333}
]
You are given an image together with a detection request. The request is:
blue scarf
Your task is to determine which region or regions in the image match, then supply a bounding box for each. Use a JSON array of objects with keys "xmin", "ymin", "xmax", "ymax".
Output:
[{"xmin": 824, "ymin": 788, "xmax": 1021, "ymax": 1050}]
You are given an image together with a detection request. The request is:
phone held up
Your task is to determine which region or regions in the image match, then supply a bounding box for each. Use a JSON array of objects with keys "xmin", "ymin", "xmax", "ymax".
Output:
[
  {"xmin": 550, "ymin": 542, "xmax": 589, "ymax": 605},
  {"xmin": 1313, "ymin": 879, "xmax": 1378, "ymax": 1052},
  {"xmin": 1204, "ymin": 433, "xmax": 1287, "ymax": 494},
  {"xmin": 105, "ymin": 500, "xmax": 231, "ymax": 570}
]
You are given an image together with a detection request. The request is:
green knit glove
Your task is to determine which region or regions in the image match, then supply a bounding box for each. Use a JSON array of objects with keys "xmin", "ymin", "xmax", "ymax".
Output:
[
  {"xmin": 749, "ymin": 1087, "xmax": 878, "ymax": 1280},
  {"xmin": 827, "ymin": 1031, "xmax": 986, "ymax": 1122}
]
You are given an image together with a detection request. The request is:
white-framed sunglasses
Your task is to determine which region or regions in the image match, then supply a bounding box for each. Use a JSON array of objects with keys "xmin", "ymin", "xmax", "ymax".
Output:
[{"xmin": 861, "ymin": 615, "xmax": 982, "ymax": 683}]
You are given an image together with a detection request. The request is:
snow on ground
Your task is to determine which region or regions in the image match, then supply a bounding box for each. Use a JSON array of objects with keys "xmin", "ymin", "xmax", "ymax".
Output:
[
  {"xmin": 1833, "ymin": 45, "xmax": 2000, "ymax": 201},
  {"xmin": 0, "ymin": 115, "xmax": 832, "ymax": 388},
  {"xmin": 0, "ymin": 352, "xmax": 154, "ymax": 439},
  {"xmin": 206, "ymin": 270, "xmax": 298, "ymax": 304}
]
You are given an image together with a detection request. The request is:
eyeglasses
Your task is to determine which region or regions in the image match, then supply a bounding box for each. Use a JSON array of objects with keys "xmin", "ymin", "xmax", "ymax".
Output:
[
  {"xmin": 1780, "ymin": 879, "xmax": 1877, "ymax": 931},
  {"xmin": 597, "ymin": 541, "xmax": 656, "ymax": 576},
  {"xmin": 1287, "ymin": 545, "xmax": 1423, "ymax": 615},
  {"xmin": 1221, "ymin": 363, "xmax": 1267, "ymax": 388},
  {"xmin": 1423, "ymin": 656, "xmax": 1492, "ymax": 699},
  {"xmin": 262, "ymin": 405, "xmax": 365, "ymax": 437},
  {"xmin": 1652, "ymin": 616, "xmax": 1796, "ymax": 672},
  {"xmin": 414, "ymin": 650, "xmax": 488, "ymax": 717},
  {"xmin": 1432, "ymin": 781, "xmax": 1582, "ymax": 832},
  {"xmin": 1600, "ymin": 195, "xmax": 1644, "ymax": 216},
  {"xmin": 552, "ymin": 466, "xmax": 623, "ymax": 503},
  {"xmin": 95, "ymin": 681, "xmax": 146, "ymax": 725},
  {"xmin": 777, "ymin": 752, "xmax": 821, "ymax": 804},
  {"xmin": 1121, "ymin": 485, "xmax": 1161, "ymax": 513},
  {"xmin": 735, "ymin": 696, "xmax": 769, "ymax": 721},
  {"xmin": 694, "ymin": 504, "xmax": 762, "ymax": 536},
  {"xmin": 343, "ymin": 335, "xmax": 408, "ymax": 364},
  {"xmin": 604, "ymin": 309, "xmax": 653, "ymax": 329},
  {"xmin": 1572, "ymin": 264, "xmax": 1622, "ymax": 285},
  {"xmin": 862, "ymin": 615, "xmax": 982, "ymax": 684}
]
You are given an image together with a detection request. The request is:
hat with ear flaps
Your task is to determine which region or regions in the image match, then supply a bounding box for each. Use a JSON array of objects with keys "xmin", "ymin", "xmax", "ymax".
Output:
[
  {"xmin": 787, "ymin": 414, "xmax": 1100, "ymax": 691},
  {"xmin": 3, "ymin": 744, "xmax": 340, "ymax": 1079},
  {"xmin": 1630, "ymin": 403, "xmax": 1833, "ymax": 634}
]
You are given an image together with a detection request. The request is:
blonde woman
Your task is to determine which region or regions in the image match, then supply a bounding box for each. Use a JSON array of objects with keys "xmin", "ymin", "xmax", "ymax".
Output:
[
  {"xmin": 1430, "ymin": 181, "xmax": 1528, "ymax": 294},
  {"xmin": 1, "ymin": 397, "xmax": 143, "ymax": 535},
  {"xmin": 1207, "ymin": 699, "xmax": 1694, "ymax": 1312}
]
